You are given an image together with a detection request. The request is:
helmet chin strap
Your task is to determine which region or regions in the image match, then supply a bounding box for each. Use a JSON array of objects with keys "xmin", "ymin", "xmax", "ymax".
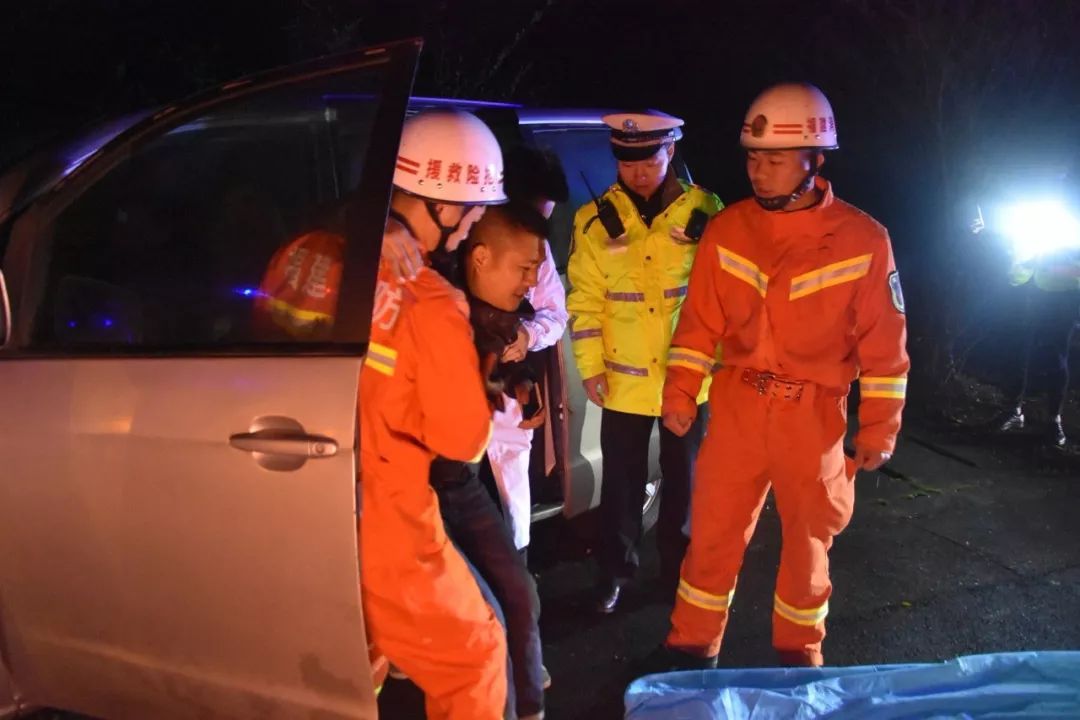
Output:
[
  {"xmin": 754, "ymin": 155, "xmax": 820, "ymax": 211},
  {"xmin": 424, "ymin": 201, "xmax": 470, "ymax": 284}
]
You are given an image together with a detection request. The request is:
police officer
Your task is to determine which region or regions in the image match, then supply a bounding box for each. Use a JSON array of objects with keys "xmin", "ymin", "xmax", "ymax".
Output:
[{"xmin": 566, "ymin": 111, "xmax": 723, "ymax": 613}]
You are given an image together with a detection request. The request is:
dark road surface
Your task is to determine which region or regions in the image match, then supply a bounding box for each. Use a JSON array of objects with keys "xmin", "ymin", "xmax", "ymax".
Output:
[
  {"xmin": 31, "ymin": 415, "xmax": 1080, "ymax": 720},
  {"xmin": 377, "ymin": 413, "xmax": 1080, "ymax": 719}
]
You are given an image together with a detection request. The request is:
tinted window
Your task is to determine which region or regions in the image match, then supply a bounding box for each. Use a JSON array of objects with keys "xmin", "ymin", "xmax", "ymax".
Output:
[
  {"xmin": 10, "ymin": 73, "xmax": 385, "ymax": 353},
  {"xmin": 530, "ymin": 128, "xmax": 615, "ymax": 271}
]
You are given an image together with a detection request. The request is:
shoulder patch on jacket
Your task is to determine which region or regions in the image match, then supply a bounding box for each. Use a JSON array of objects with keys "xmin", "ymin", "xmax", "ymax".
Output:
[{"xmin": 888, "ymin": 271, "xmax": 905, "ymax": 314}]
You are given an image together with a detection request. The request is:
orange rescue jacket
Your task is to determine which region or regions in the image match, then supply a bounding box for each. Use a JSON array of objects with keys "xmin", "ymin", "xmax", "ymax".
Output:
[
  {"xmin": 359, "ymin": 260, "xmax": 493, "ymax": 576},
  {"xmin": 663, "ymin": 179, "xmax": 910, "ymax": 453}
]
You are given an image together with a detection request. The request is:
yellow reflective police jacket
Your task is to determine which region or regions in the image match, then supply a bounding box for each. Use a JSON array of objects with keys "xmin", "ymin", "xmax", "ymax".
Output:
[{"xmin": 567, "ymin": 180, "xmax": 723, "ymax": 416}]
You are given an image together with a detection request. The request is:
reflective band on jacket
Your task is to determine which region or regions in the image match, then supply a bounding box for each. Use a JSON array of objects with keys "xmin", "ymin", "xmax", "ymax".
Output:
[
  {"xmin": 663, "ymin": 286, "xmax": 689, "ymax": 298},
  {"xmin": 265, "ymin": 297, "xmax": 336, "ymax": 323},
  {"xmin": 677, "ymin": 579, "xmax": 734, "ymax": 612},
  {"xmin": 605, "ymin": 290, "xmax": 646, "ymax": 302},
  {"xmin": 365, "ymin": 342, "xmax": 398, "ymax": 377},
  {"xmin": 860, "ymin": 375, "xmax": 907, "ymax": 399},
  {"xmin": 605, "ymin": 359, "xmax": 649, "ymax": 377},
  {"xmin": 773, "ymin": 594, "xmax": 828, "ymax": 626},
  {"xmin": 717, "ymin": 246, "xmax": 769, "ymax": 296},
  {"xmin": 789, "ymin": 253, "xmax": 873, "ymax": 300},
  {"xmin": 570, "ymin": 327, "xmax": 602, "ymax": 341},
  {"xmin": 667, "ymin": 346, "xmax": 714, "ymax": 375}
]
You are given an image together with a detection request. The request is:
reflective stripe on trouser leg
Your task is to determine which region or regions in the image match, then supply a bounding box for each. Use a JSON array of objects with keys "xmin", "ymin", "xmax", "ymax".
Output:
[
  {"xmin": 668, "ymin": 369, "xmax": 771, "ymax": 658},
  {"xmin": 768, "ymin": 381, "xmax": 855, "ymax": 660}
]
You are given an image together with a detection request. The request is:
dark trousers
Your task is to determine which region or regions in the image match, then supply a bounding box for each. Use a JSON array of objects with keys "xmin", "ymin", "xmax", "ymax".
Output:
[
  {"xmin": 431, "ymin": 459, "xmax": 544, "ymax": 717},
  {"xmin": 598, "ymin": 405, "xmax": 707, "ymax": 587},
  {"xmin": 1013, "ymin": 289, "xmax": 1079, "ymax": 417}
]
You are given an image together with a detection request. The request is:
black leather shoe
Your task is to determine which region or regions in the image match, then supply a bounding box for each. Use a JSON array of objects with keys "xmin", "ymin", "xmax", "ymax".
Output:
[{"xmin": 595, "ymin": 580, "xmax": 625, "ymax": 614}]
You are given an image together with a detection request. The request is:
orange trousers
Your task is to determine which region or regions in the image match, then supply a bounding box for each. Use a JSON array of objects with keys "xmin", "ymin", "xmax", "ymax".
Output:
[
  {"xmin": 667, "ymin": 367, "xmax": 856, "ymax": 665},
  {"xmin": 362, "ymin": 490, "xmax": 507, "ymax": 720}
]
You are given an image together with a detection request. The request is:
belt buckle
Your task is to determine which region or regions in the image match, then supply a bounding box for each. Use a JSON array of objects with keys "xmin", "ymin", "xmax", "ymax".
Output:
[
  {"xmin": 755, "ymin": 371, "xmax": 774, "ymax": 395},
  {"xmin": 787, "ymin": 381, "xmax": 804, "ymax": 402}
]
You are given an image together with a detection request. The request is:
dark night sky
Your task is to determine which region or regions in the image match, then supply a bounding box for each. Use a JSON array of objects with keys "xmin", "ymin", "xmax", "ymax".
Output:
[
  {"xmin": 4, "ymin": 1, "xmax": 1079, "ymax": 200},
  {"xmin": 3, "ymin": 0, "xmax": 1080, "ymax": 373}
]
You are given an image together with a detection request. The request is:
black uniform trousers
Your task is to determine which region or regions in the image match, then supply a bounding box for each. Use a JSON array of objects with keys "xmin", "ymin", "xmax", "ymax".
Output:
[{"xmin": 598, "ymin": 404, "xmax": 707, "ymax": 589}]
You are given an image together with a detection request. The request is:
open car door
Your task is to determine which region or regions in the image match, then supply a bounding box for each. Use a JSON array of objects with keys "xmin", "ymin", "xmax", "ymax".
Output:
[{"xmin": 0, "ymin": 39, "xmax": 420, "ymax": 719}]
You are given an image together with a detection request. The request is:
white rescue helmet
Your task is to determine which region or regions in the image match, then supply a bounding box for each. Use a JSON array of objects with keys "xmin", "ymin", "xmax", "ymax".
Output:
[
  {"xmin": 740, "ymin": 83, "xmax": 838, "ymax": 151},
  {"xmin": 393, "ymin": 109, "xmax": 507, "ymax": 205}
]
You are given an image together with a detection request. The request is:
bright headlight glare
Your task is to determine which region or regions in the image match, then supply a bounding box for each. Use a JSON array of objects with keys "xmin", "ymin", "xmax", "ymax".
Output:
[{"xmin": 999, "ymin": 199, "xmax": 1080, "ymax": 262}]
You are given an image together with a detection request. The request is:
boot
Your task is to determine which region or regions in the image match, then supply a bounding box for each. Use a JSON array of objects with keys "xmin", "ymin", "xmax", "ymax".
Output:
[
  {"xmin": 776, "ymin": 648, "xmax": 824, "ymax": 667},
  {"xmin": 638, "ymin": 644, "xmax": 718, "ymax": 676}
]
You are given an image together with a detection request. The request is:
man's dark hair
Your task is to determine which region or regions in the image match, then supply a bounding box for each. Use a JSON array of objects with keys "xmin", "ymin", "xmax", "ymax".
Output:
[
  {"xmin": 467, "ymin": 201, "xmax": 551, "ymax": 254},
  {"xmin": 504, "ymin": 145, "xmax": 569, "ymax": 205}
]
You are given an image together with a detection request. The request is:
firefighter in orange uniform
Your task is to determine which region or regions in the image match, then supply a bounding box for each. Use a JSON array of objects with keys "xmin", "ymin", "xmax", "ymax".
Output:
[
  {"xmin": 359, "ymin": 110, "xmax": 510, "ymax": 719},
  {"xmin": 654, "ymin": 84, "xmax": 910, "ymax": 669}
]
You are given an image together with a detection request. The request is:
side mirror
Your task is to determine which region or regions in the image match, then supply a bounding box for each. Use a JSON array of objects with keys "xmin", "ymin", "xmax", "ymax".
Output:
[{"xmin": 0, "ymin": 268, "xmax": 10, "ymax": 348}]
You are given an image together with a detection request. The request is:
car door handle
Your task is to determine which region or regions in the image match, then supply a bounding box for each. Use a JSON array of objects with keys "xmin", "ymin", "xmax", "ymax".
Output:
[{"xmin": 229, "ymin": 431, "xmax": 338, "ymax": 458}]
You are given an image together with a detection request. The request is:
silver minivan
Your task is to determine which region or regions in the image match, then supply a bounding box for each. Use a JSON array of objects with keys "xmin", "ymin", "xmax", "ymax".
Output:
[{"xmin": 0, "ymin": 39, "xmax": 684, "ymax": 719}]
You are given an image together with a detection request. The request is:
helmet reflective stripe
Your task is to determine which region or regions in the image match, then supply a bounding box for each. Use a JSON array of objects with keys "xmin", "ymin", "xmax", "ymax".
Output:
[{"xmin": 740, "ymin": 83, "xmax": 838, "ymax": 151}]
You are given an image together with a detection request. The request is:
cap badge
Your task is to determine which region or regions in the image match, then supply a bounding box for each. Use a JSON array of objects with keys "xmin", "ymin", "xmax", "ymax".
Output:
[{"xmin": 750, "ymin": 114, "xmax": 768, "ymax": 138}]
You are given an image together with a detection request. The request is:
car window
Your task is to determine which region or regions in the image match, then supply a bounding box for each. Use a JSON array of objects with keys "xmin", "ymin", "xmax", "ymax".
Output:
[
  {"xmin": 530, "ymin": 128, "xmax": 615, "ymax": 272},
  {"xmin": 7, "ymin": 70, "xmax": 387, "ymax": 354}
]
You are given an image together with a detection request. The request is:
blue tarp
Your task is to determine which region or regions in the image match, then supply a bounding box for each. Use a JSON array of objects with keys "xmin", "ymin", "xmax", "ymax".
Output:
[{"xmin": 625, "ymin": 652, "xmax": 1080, "ymax": 719}]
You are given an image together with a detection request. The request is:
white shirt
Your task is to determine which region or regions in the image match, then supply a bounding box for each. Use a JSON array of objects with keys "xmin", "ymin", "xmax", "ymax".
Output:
[{"xmin": 521, "ymin": 240, "xmax": 568, "ymax": 353}]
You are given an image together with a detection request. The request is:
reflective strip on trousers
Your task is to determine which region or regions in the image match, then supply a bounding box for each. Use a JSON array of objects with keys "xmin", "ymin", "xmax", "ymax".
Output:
[
  {"xmin": 678, "ymin": 579, "xmax": 734, "ymax": 612},
  {"xmin": 773, "ymin": 594, "xmax": 829, "ymax": 626}
]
